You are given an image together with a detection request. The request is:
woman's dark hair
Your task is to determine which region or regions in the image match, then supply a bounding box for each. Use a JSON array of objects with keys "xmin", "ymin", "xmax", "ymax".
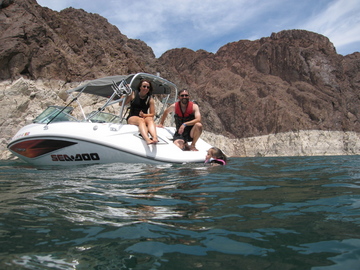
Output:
[{"xmin": 137, "ymin": 79, "xmax": 153, "ymax": 96}]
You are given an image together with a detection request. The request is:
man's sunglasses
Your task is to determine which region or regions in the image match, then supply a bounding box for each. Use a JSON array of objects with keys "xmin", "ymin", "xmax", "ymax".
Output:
[{"xmin": 180, "ymin": 94, "xmax": 189, "ymax": 97}]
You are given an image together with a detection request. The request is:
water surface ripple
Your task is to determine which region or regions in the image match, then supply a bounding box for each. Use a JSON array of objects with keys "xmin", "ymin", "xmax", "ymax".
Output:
[{"xmin": 1, "ymin": 156, "xmax": 360, "ymax": 269}]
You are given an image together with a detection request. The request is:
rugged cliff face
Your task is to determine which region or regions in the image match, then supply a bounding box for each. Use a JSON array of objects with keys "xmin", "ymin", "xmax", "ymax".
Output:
[
  {"xmin": 0, "ymin": 0, "xmax": 156, "ymax": 81},
  {"xmin": 157, "ymin": 31, "xmax": 360, "ymax": 138},
  {"xmin": 1, "ymin": 0, "xmax": 360, "ymax": 159}
]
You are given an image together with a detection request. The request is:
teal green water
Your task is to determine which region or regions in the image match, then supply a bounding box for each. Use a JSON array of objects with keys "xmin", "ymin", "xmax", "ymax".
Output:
[{"xmin": 1, "ymin": 156, "xmax": 360, "ymax": 269}]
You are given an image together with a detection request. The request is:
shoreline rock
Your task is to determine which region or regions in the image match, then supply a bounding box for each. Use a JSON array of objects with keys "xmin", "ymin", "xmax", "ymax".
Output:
[{"xmin": 202, "ymin": 130, "xmax": 360, "ymax": 158}]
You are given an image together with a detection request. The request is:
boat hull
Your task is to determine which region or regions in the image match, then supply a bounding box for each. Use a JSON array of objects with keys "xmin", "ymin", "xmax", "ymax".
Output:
[{"xmin": 7, "ymin": 122, "xmax": 211, "ymax": 166}]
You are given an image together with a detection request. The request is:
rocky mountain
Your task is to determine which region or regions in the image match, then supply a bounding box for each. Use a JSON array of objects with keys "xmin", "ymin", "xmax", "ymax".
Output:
[
  {"xmin": 1, "ymin": 0, "xmax": 360, "ymax": 159},
  {"xmin": 0, "ymin": 0, "xmax": 157, "ymax": 81},
  {"xmin": 157, "ymin": 32, "xmax": 360, "ymax": 139}
]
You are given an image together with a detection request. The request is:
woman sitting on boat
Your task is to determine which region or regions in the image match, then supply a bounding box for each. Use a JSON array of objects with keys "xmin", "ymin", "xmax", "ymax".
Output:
[{"xmin": 122, "ymin": 79, "xmax": 158, "ymax": 144}]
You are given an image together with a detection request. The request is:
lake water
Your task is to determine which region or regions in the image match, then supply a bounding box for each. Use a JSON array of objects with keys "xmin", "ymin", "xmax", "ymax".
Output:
[{"xmin": 1, "ymin": 156, "xmax": 360, "ymax": 270}]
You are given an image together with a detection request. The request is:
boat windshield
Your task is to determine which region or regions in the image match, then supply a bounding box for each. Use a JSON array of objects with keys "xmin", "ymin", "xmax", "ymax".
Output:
[
  {"xmin": 33, "ymin": 106, "xmax": 77, "ymax": 124},
  {"xmin": 86, "ymin": 111, "xmax": 120, "ymax": 123}
]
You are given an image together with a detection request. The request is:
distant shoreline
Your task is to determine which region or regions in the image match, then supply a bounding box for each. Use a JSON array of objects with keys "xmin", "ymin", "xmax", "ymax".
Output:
[
  {"xmin": 202, "ymin": 130, "xmax": 360, "ymax": 158},
  {"xmin": 1, "ymin": 78, "xmax": 360, "ymax": 161}
]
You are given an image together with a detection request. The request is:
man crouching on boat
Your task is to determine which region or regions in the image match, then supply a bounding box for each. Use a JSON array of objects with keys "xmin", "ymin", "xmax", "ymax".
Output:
[{"xmin": 158, "ymin": 89, "xmax": 202, "ymax": 151}]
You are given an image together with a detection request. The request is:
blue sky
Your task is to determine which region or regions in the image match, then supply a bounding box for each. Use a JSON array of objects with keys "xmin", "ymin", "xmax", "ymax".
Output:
[{"xmin": 37, "ymin": 0, "xmax": 360, "ymax": 58}]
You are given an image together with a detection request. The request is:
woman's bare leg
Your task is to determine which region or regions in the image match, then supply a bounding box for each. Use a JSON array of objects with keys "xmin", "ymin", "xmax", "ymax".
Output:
[
  {"xmin": 128, "ymin": 116, "xmax": 154, "ymax": 144},
  {"xmin": 145, "ymin": 118, "xmax": 158, "ymax": 142}
]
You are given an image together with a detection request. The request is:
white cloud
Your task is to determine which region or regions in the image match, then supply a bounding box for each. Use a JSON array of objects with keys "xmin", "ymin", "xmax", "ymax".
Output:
[{"xmin": 301, "ymin": 0, "xmax": 360, "ymax": 52}]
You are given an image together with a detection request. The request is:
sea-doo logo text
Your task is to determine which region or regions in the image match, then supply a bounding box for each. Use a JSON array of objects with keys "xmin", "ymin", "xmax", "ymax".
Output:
[{"xmin": 51, "ymin": 153, "xmax": 100, "ymax": 161}]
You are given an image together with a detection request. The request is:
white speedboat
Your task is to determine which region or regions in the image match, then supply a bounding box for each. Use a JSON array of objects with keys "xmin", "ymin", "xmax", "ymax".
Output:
[{"xmin": 7, "ymin": 73, "xmax": 212, "ymax": 166}]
